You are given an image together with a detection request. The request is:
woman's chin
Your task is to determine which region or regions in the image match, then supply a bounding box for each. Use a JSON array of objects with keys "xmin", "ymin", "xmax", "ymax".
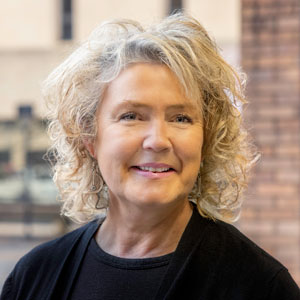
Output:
[{"xmin": 124, "ymin": 190, "xmax": 187, "ymax": 208}]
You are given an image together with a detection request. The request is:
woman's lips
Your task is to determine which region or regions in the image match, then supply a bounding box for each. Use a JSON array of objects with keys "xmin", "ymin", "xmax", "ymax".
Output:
[
  {"xmin": 137, "ymin": 162, "xmax": 175, "ymax": 169},
  {"xmin": 131, "ymin": 166, "xmax": 176, "ymax": 179}
]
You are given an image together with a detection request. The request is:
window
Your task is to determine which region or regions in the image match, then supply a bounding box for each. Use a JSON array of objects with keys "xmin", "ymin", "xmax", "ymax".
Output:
[
  {"xmin": 18, "ymin": 105, "xmax": 32, "ymax": 119},
  {"xmin": 0, "ymin": 150, "xmax": 11, "ymax": 179},
  {"xmin": 26, "ymin": 151, "xmax": 47, "ymax": 167},
  {"xmin": 169, "ymin": 0, "xmax": 183, "ymax": 15},
  {"xmin": 0, "ymin": 151, "xmax": 9, "ymax": 164},
  {"xmin": 62, "ymin": 0, "xmax": 72, "ymax": 40}
]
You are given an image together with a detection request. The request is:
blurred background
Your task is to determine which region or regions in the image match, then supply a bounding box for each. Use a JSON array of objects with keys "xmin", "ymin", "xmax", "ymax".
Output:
[{"xmin": 0, "ymin": 0, "xmax": 299, "ymax": 289}]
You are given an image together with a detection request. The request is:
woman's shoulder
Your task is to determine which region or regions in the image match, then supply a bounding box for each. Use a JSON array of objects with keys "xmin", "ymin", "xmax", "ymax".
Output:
[
  {"xmin": 8, "ymin": 219, "xmax": 99, "ymax": 284},
  {"xmin": 176, "ymin": 212, "xmax": 300, "ymax": 298},
  {"xmin": 205, "ymin": 217, "xmax": 285, "ymax": 273},
  {"xmin": 185, "ymin": 211, "xmax": 287, "ymax": 279},
  {"xmin": 205, "ymin": 216, "xmax": 298, "ymax": 287},
  {"xmin": 1, "ymin": 219, "xmax": 100, "ymax": 300},
  {"xmin": 188, "ymin": 211, "xmax": 283, "ymax": 271},
  {"xmin": 16, "ymin": 219, "xmax": 99, "ymax": 270}
]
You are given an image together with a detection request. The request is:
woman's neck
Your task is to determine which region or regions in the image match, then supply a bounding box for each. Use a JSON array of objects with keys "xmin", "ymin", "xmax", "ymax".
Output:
[{"xmin": 95, "ymin": 200, "xmax": 193, "ymax": 258}]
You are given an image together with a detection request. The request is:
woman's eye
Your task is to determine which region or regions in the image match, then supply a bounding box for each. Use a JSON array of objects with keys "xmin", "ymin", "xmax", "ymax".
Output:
[
  {"xmin": 120, "ymin": 112, "xmax": 138, "ymax": 121},
  {"xmin": 174, "ymin": 114, "xmax": 192, "ymax": 123}
]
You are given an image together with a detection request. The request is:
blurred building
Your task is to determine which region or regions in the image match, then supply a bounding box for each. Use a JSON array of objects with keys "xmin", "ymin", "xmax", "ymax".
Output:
[{"xmin": 0, "ymin": 0, "xmax": 240, "ymax": 119}]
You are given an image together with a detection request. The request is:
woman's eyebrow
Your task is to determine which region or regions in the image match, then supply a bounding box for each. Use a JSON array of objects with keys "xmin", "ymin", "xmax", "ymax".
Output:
[
  {"xmin": 110, "ymin": 101, "xmax": 149, "ymax": 116},
  {"xmin": 115, "ymin": 100, "xmax": 196, "ymax": 111},
  {"xmin": 119, "ymin": 100, "xmax": 150, "ymax": 109},
  {"xmin": 166, "ymin": 104, "xmax": 195, "ymax": 111}
]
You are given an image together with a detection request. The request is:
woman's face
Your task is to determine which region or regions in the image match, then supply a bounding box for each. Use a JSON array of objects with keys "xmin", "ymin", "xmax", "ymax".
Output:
[{"xmin": 91, "ymin": 63, "xmax": 203, "ymax": 209}]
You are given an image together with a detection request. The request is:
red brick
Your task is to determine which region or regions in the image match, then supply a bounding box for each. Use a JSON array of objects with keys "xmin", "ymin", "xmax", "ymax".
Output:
[
  {"xmin": 240, "ymin": 207, "xmax": 257, "ymax": 219},
  {"xmin": 276, "ymin": 68, "xmax": 299, "ymax": 83},
  {"xmin": 278, "ymin": 17, "xmax": 300, "ymax": 31},
  {"xmin": 241, "ymin": 32, "xmax": 255, "ymax": 44},
  {"xmin": 255, "ymin": 132, "xmax": 299, "ymax": 145},
  {"xmin": 256, "ymin": 31, "xmax": 300, "ymax": 44},
  {"xmin": 241, "ymin": 0, "xmax": 300, "ymax": 286},
  {"xmin": 274, "ymin": 95, "xmax": 300, "ymax": 106},
  {"xmin": 245, "ymin": 196, "xmax": 275, "ymax": 208},
  {"xmin": 255, "ymin": 105, "xmax": 298, "ymax": 119},
  {"xmin": 239, "ymin": 220, "xmax": 275, "ymax": 235},
  {"xmin": 249, "ymin": 83, "xmax": 298, "ymax": 98},
  {"xmin": 249, "ymin": 120, "xmax": 274, "ymax": 130},
  {"xmin": 259, "ymin": 209, "xmax": 299, "ymax": 220},
  {"xmin": 261, "ymin": 234, "xmax": 299, "ymax": 246},
  {"xmin": 242, "ymin": 0, "xmax": 287, "ymax": 7},
  {"xmin": 275, "ymin": 145, "xmax": 300, "ymax": 157},
  {"xmin": 275, "ymin": 171, "xmax": 300, "ymax": 184},
  {"xmin": 259, "ymin": 146, "xmax": 273, "ymax": 156},
  {"xmin": 243, "ymin": 44, "xmax": 300, "ymax": 60},
  {"xmin": 276, "ymin": 198, "xmax": 300, "ymax": 209},
  {"xmin": 275, "ymin": 221, "xmax": 300, "ymax": 237},
  {"xmin": 258, "ymin": 158, "xmax": 300, "ymax": 171},
  {"xmin": 277, "ymin": 120, "xmax": 300, "ymax": 131},
  {"xmin": 243, "ymin": 2, "xmax": 300, "ymax": 18},
  {"xmin": 249, "ymin": 168, "xmax": 275, "ymax": 180},
  {"xmin": 276, "ymin": 247, "xmax": 300, "ymax": 267},
  {"xmin": 256, "ymin": 183, "xmax": 297, "ymax": 196},
  {"xmin": 251, "ymin": 55, "xmax": 298, "ymax": 69}
]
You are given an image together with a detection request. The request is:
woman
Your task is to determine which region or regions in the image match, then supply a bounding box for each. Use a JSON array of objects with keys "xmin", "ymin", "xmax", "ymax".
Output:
[{"xmin": 1, "ymin": 13, "xmax": 299, "ymax": 300}]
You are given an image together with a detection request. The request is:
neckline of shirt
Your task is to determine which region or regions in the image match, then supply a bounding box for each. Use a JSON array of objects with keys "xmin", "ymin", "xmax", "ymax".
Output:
[{"xmin": 89, "ymin": 237, "xmax": 174, "ymax": 270}]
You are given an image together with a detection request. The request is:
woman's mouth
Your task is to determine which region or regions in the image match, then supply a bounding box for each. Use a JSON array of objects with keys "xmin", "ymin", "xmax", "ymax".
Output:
[
  {"xmin": 131, "ymin": 165, "xmax": 176, "ymax": 178},
  {"xmin": 135, "ymin": 166, "xmax": 172, "ymax": 172}
]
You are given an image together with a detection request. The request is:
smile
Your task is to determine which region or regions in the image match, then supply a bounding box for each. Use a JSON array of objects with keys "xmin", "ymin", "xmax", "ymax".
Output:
[
  {"xmin": 131, "ymin": 165, "xmax": 176, "ymax": 179},
  {"xmin": 137, "ymin": 166, "xmax": 171, "ymax": 173}
]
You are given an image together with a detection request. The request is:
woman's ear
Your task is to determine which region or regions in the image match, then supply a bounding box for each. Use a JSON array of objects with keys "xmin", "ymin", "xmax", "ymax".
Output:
[{"xmin": 82, "ymin": 138, "xmax": 97, "ymax": 158}]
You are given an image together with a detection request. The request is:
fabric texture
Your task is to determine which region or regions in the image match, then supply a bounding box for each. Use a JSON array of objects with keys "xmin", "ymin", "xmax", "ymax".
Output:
[
  {"xmin": 69, "ymin": 237, "xmax": 172, "ymax": 300},
  {"xmin": 1, "ymin": 208, "xmax": 299, "ymax": 300}
]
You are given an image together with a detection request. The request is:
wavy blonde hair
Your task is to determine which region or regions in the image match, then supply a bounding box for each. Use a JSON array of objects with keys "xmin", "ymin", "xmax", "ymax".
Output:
[{"xmin": 44, "ymin": 13, "xmax": 256, "ymax": 224}]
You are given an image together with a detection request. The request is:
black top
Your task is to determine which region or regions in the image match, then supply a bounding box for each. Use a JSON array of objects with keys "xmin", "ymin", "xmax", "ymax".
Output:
[
  {"xmin": 69, "ymin": 237, "xmax": 173, "ymax": 300},
  {"xmin": 1, "ymin": 208, "xmax": 300, "ymax": 299}
]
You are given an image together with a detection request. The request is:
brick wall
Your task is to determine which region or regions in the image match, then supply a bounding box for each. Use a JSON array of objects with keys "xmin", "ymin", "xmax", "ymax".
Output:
[{"xmin": 241, "ymin": 0, "xmax": 300, "ymax": 285}]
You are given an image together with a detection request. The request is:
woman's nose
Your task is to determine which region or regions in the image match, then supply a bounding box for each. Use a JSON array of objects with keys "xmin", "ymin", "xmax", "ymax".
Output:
[{"xmin": 142, "ymin": 120, "xmax": 171, "ymax": 152}]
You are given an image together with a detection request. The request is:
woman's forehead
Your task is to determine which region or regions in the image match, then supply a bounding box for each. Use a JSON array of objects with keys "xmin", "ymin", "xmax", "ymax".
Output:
[{"xmin": 101, "ymin": 63, "xmax": 203, "ymax": 110}]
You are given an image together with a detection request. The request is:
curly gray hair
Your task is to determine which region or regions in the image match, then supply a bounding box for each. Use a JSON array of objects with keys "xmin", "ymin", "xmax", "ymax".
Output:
[{"xmin": 43, "ymin": 13, "xmax": 256, "ymax": 224}]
